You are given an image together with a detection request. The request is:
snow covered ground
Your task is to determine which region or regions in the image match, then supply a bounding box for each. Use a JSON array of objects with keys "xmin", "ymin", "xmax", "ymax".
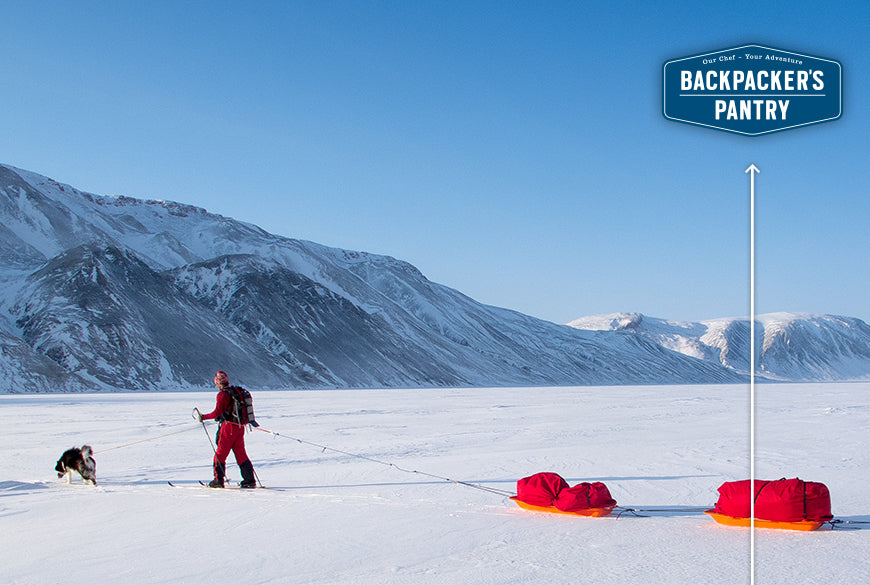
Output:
[{"xmin": 1, "ymin": 384, "xmax": 867, "ymax": 584}]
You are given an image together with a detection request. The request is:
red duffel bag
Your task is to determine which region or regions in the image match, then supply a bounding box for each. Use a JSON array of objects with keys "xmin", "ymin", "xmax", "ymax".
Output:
[
  {"xmin": 713, "ymin": 478, "xmax": 832, "ymax": 522},
  {"xmin": 554, "ymin": 481, "xmax": 617, "ymax": 512},
  {"xmin": 515, "ymin": 472, "xmax": 569, "ymax": 506}
]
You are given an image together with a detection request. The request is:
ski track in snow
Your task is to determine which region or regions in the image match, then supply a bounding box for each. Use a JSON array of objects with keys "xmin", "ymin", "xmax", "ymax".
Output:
[{"xmin": 0, "ymin": 384, "xmax": 867, "ymax": 585}]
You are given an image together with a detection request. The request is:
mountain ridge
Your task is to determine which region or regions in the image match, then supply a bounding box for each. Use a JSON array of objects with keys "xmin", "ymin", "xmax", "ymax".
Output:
[
  {"xmin": 567, "ymin": 312, "xmax": 870, "ymax": 382},
  {"xmin": 1, "ymin": 163, "xmax": 862, "ymax": 392}
]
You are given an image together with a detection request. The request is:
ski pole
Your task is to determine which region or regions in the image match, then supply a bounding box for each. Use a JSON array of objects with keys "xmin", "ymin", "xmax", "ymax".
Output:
[
  {"xmin": 194, "ymin": 408, "xmax": 232, "ymax": 483},
  {"xmin": 193, "ymin": 408, "xmax": 217, "ymax": 454}
]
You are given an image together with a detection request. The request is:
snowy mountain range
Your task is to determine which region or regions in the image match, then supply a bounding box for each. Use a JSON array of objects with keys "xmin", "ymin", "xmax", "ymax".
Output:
[
  {"xmin": 567, "ymin": 312, "xmax": 870, "ymax": 382},
  {"xmin": 0, "ymin": 163, "xmax": 865, "ymax": 392}
]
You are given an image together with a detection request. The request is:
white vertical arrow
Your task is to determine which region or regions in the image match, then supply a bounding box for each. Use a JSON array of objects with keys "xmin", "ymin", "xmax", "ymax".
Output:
[{"xmin": 745, "ymin": 163, "xmax": 759, "ymax": 584}]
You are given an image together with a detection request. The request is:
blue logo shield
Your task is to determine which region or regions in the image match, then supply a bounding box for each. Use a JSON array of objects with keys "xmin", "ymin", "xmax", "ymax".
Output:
[{"xmin": 663, "ymin": 45, "xmax": 841, "ymax": 136}]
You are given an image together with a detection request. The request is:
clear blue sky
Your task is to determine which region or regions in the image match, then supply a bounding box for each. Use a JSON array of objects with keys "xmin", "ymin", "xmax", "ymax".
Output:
[{"xmin": 2, "ymin": 1, "xmax": 868, "ymax": 324}]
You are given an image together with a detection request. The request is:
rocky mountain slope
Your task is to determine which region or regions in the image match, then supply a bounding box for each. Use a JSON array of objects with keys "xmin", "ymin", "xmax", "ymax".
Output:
[{"xmin": 3, "ymin": 163, "xmax": 854, "ymax": 392}]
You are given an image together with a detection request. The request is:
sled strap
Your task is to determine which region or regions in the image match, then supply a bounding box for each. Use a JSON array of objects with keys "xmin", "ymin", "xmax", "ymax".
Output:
[{"xmin": 255, "ymin": 426, "xmax": 515, "ymax": 498}]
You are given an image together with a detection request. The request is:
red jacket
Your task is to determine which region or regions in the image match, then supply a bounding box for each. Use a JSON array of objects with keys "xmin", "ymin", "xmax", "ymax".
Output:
[{"xmin": 201, "ymin": 390, "xmax": 233, "ymax": 422}]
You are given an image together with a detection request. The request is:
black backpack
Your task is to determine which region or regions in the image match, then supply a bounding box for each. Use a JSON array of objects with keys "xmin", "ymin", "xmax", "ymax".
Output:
[{"xmin": 221, "ymin": 386, "xmax": 258, "ymax": 427}]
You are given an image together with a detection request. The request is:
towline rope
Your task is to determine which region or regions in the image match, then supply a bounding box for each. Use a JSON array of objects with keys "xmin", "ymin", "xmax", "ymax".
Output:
[
  {"xmin": 827, "ymin": 519, "xmax": 870, "ymax": 530},
  {"xmin": 93, "ymin": 423, "xmax": 206, "ymax": 455},
  {"xmin": 614, "ymin": 506, "xmax": 711, "ymax": 518},
  {"xmin": 254, "ymin": 426, "xmax": 516, "ymax": 498}
]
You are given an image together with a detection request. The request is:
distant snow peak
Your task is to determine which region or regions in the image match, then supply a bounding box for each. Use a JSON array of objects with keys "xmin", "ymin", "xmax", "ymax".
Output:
[
  {"xmin": 567, "ymin": 312, "xmax": 644, "ymax": 331},
  {"xmin": 568, "ymin": 312, "xmax": 870, "ymax": 381}
]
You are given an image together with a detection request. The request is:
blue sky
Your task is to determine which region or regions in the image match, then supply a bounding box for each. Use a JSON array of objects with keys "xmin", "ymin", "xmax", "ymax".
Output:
[{"xmin": 2, "ymin": 1, "xmax": 868, "ymax": 324}]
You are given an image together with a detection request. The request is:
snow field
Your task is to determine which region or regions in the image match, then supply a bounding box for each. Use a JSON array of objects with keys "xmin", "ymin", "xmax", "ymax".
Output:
[
  {"xmin": 0, "ymin": 384, "xmax": 866, "ymax": 584},
  {"xmin": 754, "ymin": 383, "xmax": 870, "ymax": 584}
]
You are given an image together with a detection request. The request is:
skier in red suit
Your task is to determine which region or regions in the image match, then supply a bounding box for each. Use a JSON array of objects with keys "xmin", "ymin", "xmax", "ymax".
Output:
[{"xmin": 195, "ymin": 371, "xmax": 257, "ymax": 488}]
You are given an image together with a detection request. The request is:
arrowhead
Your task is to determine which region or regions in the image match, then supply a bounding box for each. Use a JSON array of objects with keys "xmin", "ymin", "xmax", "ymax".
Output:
[{"xmin": 745, "ymin": 164, "xmax": 760, "ymax": 175}]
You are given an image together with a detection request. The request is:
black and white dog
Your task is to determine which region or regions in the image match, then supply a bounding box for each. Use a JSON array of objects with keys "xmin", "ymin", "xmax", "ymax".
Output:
[{"xmin": 55, "ymin": 445, "xmax": 97, "ymax": 485}]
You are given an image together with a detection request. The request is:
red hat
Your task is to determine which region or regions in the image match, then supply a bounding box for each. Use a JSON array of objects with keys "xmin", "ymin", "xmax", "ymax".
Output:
[{"xmin": 214, "ymin": 371, "xmax": 229, "ymax": 386}]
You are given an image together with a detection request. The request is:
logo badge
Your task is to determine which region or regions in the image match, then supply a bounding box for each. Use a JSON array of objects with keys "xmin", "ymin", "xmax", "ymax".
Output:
[{"xmin": 663, "ymin": 44, "xmax": 842, "ymax": 136}]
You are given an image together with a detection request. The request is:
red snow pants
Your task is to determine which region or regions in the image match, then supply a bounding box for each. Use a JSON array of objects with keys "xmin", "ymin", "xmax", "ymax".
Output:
[{"xmin": 214, "ymin": 422, "xmax": 250, "ymax": 466}]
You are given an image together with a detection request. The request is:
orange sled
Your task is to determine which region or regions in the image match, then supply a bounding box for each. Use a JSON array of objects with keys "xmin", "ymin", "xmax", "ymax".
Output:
[
  {"xmin": 704, "ymin": 510, "xmax": 826, "ymax": 531},
  {"xmin": 511, "ymin": 497, "xmax": 615, "ymax": 517}
]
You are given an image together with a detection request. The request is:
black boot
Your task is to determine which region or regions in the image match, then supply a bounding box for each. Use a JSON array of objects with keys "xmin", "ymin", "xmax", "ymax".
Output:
[
  {"xmin": 209, "ymin": 461, "xmax": 225, "ymax": 488},
  {"xmin": 239, "ymin": 460, "xmax": 257, "ymax": 489}
]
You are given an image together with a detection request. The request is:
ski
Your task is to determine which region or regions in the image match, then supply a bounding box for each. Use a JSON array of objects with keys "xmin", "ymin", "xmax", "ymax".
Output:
[
  {"xmin": 167, "ymin": 481, "xmax": 282, "ymax": 491},
  {"xmin": 201, "ymin": 480, "xmax": 284, "ymax": 491},
  {"xmin": 167, "ymin": 481, "xmax": 206, "ymax": 489}
]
